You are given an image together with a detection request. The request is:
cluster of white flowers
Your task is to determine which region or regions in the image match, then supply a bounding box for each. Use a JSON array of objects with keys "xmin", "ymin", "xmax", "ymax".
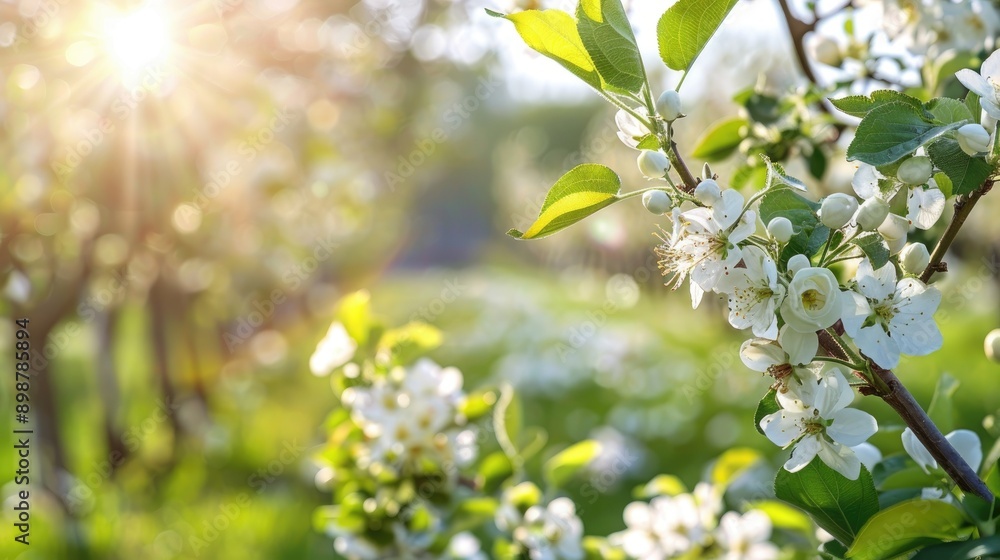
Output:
[
  {"xmin": 340, "ymin": 358, "xmax": 477, "ymax": 469},
  {"xmin": 496, "ymin": 488, "xmax": 586, "ymax": 560},
  {"xmin": 618, "ymin": 84, "xmax": 961, "ymax": 479},
  {"xmin": 877, "ymin": 0, "xmax": 1000, "ymax": 57},
  {"xmin": 611, "ymin": 483, "xmax": 779, "ymax": 560}
]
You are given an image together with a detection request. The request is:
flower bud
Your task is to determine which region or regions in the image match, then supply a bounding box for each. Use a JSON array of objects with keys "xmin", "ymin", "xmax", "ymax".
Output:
[
  {"xmin": 637, "ymin": 150, "xmax": 670, "ymax": 179},
  {"xmin": 642, "ymin": 190, "xmax": 672, "ymax": 215},
  {"xmin": 957, "ymin": 123, "xmax": 991, "ymax": 155},
  {"xmin": 820, "ymin": 193, "xmax": 858, "ymax": 229},
  {"xmin": 897, "ymin": 156, "xmax": 933, "ymax": 185},
  {"xmin": 877, "ymin": 213, "xmax": 910, "ymax": 242},
  {"xmin": 694, "ymin": 179, "xmax": 722, "ymax": 206},
  {"xmin": 702, "ymin": 162, "xmax": 714, "ymax": 180},
  {"xmin": 856, "ymin": 197, "xmax": 890, "ymax": 231},
  {"xmin": 656, "ymin": 90, "xmax": 682, "ymax": 121},
  {"xmin": 886, "ymin": 234, "xmax": 907, "ymax": 256},
  {"xmin": 985, "ymin": 329, "xmax": 1000, "ymax": 362},
  {"xmin": 787, "ymin": 254, "xmax": 811, "ymax": 275},
  {"xmin": 810, "ymin": 35, "xmax": 842, "ymax": 67},
  {"xmin": 767, "ymin": 217, "xmax": 793, "ymax": 243},
  {"xmin": 899, "ymin": 242, "xmax": 930, "ymax": 275}
]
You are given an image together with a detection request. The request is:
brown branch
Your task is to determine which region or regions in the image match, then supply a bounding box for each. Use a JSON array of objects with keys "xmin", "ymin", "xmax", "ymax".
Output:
[
  {"xmin": 668, "ymin": 137, "xmax": 699, "ymax": 193},
  {"xmin": 816, "ymin": 331, "xmax": 993, "ymax": 500},
  {"xmin": 920, "ymin": 178, "xmax": 996, "ymax": 283},
  {"xmin": 776, "ymin": 0, "xmax": 819, "ymax": 84}
]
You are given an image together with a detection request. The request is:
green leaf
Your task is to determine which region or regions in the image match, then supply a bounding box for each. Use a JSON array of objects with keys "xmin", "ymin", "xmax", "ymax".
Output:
[
  {"xmin": 927, "ymin": 138, "xmax": 993, "ymax": 196},
  {"xmin": 774, "ymin": 460, "xmax": 879, "ymax": 546},
  {"xmin": 749, "ymin": 500, "xmax": 815, "ymax": 535},
  {"xmin": 984, "ymin": 458, "xmax": 1000, "ymax": 497},
  {"xmin": 544, "ymin": 440, "xmax": 602, "ymax": 489},
  {"xmin": 477, "ymin": 451, "xmax": 514, "ymax": 494},
  {"xmin": 338, "ymin": 290, "xmax": 373, "ymax": 345},
  {"xmin": 852, "ymin": 233, "xmax": 890, "ymax": 269},
  {"xmin": 657, "ymin": 0, "xmax": 740, "ymax": 73},
  {"xmin": 846, "ymin": 500, "xmax": 968, "ymax": 560},
  {"xmin": 576, "ymin": 0, "xmax": 644, "ymax": 93},
  {"xmin": 847, "ymin": 102, "xmax": 964, "ymax": 166},
  {"xmin": 691, "ymin": 117, "xmax": 748, "ymax": 161},
  {"xmin": 763, "ymin": 156, "xmax": 808, "ymax": 191},
  {"xmin": 934, "ymin": 171, "xmax": 954, "ymax": 198},
  {"xmin": 808, "ymin": 146, "xmax": 828, "ymax": 180},
  {"xmin": 927, "ymin": 373, "xmax": 959, "ymax": 434},
  {"xmin": 754, "ymin": 388, "xmax": 779, "ymax": 435},
  {"xmin": 965, "ymin": 91, "xmax": 981, "ymax": 123},
  {"xmin": 494, "ymin": 10, "xmax": 602, "ymax": 92},
  {"xmin": 508, "ymin": 164, "xmax": 623, "ymax": 239},
  {"xmin": 912, "ymin": 536, "xmax": 1000, "ymax": 560},
  {"xmin": 635, "ymin": 134, "xmax": 660, "ymax": 150},
  {"xmin": 926, "ymin": 97, "xmax": 973, "ymax": 125},
  {"xmin": 711, "ymin": 447, "xmax": 763, "ymax": 488},
  {"xmin": 821, "ymin": 539, "xmax": 850, "ymax": 560},
  {"xmin": 759, "ymin": 187, "xmax": 826, "ymax": 266},
  {"xmin": 460, "ymin": 389, "xmax": 496, "ymax": 421},
  {"xmin": 831, "ymin": 90, "xmax": 928, "ymax": 118}
]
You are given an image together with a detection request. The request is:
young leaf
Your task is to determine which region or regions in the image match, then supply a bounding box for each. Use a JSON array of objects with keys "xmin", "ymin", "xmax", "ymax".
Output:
[
  {"xmin": 691, "ymin": 117, "xmax": 748, "ymax": 161},
  {"xmin": 711, "ymin": 447, "xmax": 763, "ymax": 488},
  {"xmin": 508, "ymin": 164, "xmax": 623, "ymax": 239},
  {"xmin": 852, "ymin": 233, "xmax": 890, "ymax": 269},
  {"xmin": 831, "ymin": 90, "xmax": 928, "ymax": 119},
  {"xmin": 846, "ymin": 500, "xmax": 968, "ymax": 560},
  {"xmin": 762, "ymin": 156, "xmax": 808, "ymax": 191},
  {"xmin": 657, "ymin": 0, "xmax": 740, "ymax": 73},
  {"xmin": 847, "ymin": 102, "xmax": 964, "ymax": 166},
  {"xmin": 966, "ymin": 91, "xmax": 982, "ymax": 122},
  {"xmin": 927, "ymin": 138, "xmax": 993, "ymax": 196},
  {"xmin": 912, "ymin": 536, "xmax": 1000, "ymax": 560},
  {"xmin": 774, "ymin": 460, "xmax": 879, "ymax": 546},
  {"xmin": 544, "ymin": 440, "xmax": 602, "ymax": 489},
  {"xmin": 491, "ymin": 9, "xmax": 603, "ymax": 92},
  {"xmin": 576, "ymin": 0, "xmax": 644, "ymax": 93},
  {"xmin": 925, "ymin": 97, "xmax": 973, "ymax": 125}
]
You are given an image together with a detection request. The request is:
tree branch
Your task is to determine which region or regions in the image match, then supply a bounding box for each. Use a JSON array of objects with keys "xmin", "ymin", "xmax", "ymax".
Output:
[
  {"xmin": 920, "ymin": 178, "xmax": 996, "ymax": 283},
  {"xmin": 776, "ymin": 0, "xmax": 819, "ymax": 84}
]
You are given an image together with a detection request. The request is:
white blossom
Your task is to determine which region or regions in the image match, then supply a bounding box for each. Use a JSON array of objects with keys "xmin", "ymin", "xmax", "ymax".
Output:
[
  {"xmin": 841, "ymin": 259, "xmax": 942, "ymax": 369},
  {"xmin": 513, "ymin": 498, "xmax": 585, "ymax": 560},
  {"xmin": 616, "ymin": 109, "xmax": 648, "ymax": 148},
  {"xmin": 780, "ymin": 267, "xmax": 847, "ymax": 333},
  {"xmin": 610, "ymin": 483, "xmax": 721, "ymax": 559},
  {"xmin": 957, "ymin": 48, "xmax": 1000, "ymax": 124},
  {"xmin": 656, "ymin": 90, "xmax": 682, "ymax": 121},
  {"xmin": 718, "ymin": 246, "xmax": 785, "ymax": 338},
  {"xmin": 309, "ymin": 322, "xmax": 357, "ymax": 376},
  {"xmin": 656, "ymin": 190, "xmax": 755, "ymax": 308},
  {"xmin": 715, "ymin": 510, "xmax": 780, "ymax": 560},
  {"xmin": 902, "ymin": 428, "xmax": 982, "ymax": 474},
  {"xmin": 760, "ymin": 368, "xmax": 878, "ymax": 480}
]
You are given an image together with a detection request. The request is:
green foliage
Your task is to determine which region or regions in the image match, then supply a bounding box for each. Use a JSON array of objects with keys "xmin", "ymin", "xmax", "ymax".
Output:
[
  {"xmin": 927, "ymin": 138, "xmax": 994, "ymax": 196},
  {"xmin": 774, "ymin": 461, "xmax": 879, "ymax": 546},
  {"xmin": 634, "ymin": 474, "xmax": 687, "ymax": 498},
  {"xmin": 847, "ymin": 102, "xmax": 964, "ymax": 166},
  {"xmin": 926, "ymin": 97, "xmax": 973, "ymax": 124},
  {"xmin": 507, "ymin": 164, "xmax": 623, "ymax": 239},
  {"xmin": 846, "ymin": 500, "xmax": 968, "ymax": 560},
  {"xmin": 691, "ymin": 117, "xmax": 748, "ymax": 161},
  {"xmin": 488, "ymin": 9, "xmax": 603, "ymax": 92},
  {"xmin": 657, "ymin": 0, "xmax": 741, "ymax": 73},
  {"xmin": 758, "ymin": 186, "xmax": 826, "ymax": 266},
  {"xmin": 576, "ymin": 0, "xmax": 644, "ymax": 93},
  {"xmin": 711, "ymin": 447, "xmax": 763, "ymax": 487},
  {"xmin": 913, "ymin": 536, "xmax": 1000, "ymax": 560},
  {"xmin": 544, "ymin": 439, "xmax": 602, "ymax": 488},
  {"xmin": 852, "ymin": 233, "xmax": 891, "ymax": 269},
  {"xmin": 831, "ymin": 90, "xmax": 929, "ymax": 119}
]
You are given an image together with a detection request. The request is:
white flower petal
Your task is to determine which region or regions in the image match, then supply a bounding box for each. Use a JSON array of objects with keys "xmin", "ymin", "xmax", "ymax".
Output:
[
  {"xmin": 852, "ymin": 164, "xmax": 882, "ymax": 200},
  {"xmin": 713, "ymin": 189, "xmax": 746, "ymax": 229},
  {"xmin": 956, "ymin": 68, "xmax": 994, "ymax": 98},
  {"xmin": 828, "ymin": 408, "xmax": 878, "ymax": 446},
  {"xmin": 855, "ymin": 324, "xmax": 900, "ymax": 369},
  {"xmin": 840, "ymin": 290, "xmax": 871, "ymax": 338},
  {"xmin": 857, "ymin": 258, "xmax": 897, "ymax": 302},
  {"xmin": 817, "ymin": 440, "xmax": 862, "ymax": 480},
  {"xmin": 851, "ymin": 443, "xmax": 882, "ymax": 471},
  {"xmin": 902, "ymin": 428, "xmax": 937, "ymax": 473},
  {"xmin": 946, "ymin": 430, "xmax": 983, "ymax": 473},
  {"xmin": 907, "ymin": 187, "xmax": 946, "ymax": 230},
  {"xmin": 740, "ymin": 338, "xmax": 785, "ymax": 372},
  {"xmin": 784, "ymin": 436, "xmax": 821, "ymax": 472},
  {"xmin": 980, "ymin": 50, "xmax": 1000, "ymax": 82},
  {"xmin": 762, "ymin": 410, "xmax": 807, "ymax": 447},
  {"xmin": 779, "ymin": 327, "xmax": 818, "ymax": 366}
]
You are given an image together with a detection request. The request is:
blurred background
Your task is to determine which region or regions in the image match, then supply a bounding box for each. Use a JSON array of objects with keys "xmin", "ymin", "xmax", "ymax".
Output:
[{"xmin": 2, "ymin": 0, "xmax": 1000, "ymax": 557}]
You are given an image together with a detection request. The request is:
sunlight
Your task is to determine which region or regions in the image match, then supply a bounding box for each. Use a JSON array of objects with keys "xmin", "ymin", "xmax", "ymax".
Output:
[{"xmin": 101, "ymin": 4, "xmax": 171, "ymax": 81}]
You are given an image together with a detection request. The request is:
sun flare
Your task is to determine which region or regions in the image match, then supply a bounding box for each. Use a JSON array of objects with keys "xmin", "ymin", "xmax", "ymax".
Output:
[{"xmin": 101, "ymin": 4, "xmax": 171, "ymax": 80}]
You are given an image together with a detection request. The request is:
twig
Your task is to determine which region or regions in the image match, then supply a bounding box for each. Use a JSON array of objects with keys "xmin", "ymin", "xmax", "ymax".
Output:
[
  {"xmin": 920, "ymin": 178, "xmax": 996, "ymax": 283},
  {"xmin": 775, "ymin": 0, "xmax": 819, "ymax": 84}
]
